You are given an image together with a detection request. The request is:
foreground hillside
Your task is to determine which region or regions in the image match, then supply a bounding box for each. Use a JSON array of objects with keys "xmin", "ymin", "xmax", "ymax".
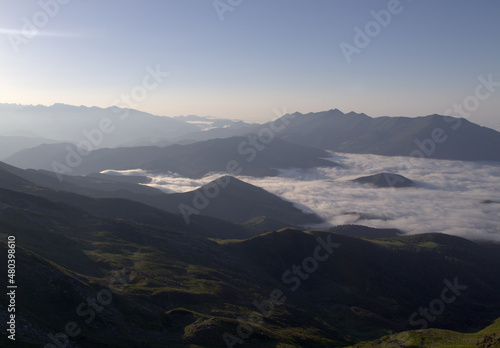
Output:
[
  {"xmin": 1, "ymin": 157, "xmax": 499, "ymax": 347},
  {"xmin": 348, "ymin": 318, "xmax": 500, "ymax": 347},
  {"xmin": 1, "ymin": 176, "xmax": 500, "ymax": 347}
]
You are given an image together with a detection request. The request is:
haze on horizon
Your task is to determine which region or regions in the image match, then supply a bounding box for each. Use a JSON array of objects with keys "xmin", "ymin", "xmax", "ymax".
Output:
[{"xmin": 1, "ymin": 0, "xmax": 499, "ymax": 129}]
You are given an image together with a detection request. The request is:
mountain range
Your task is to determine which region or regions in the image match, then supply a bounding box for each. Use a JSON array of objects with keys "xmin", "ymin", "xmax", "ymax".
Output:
[
  {"xmin": 1, "ymin": 103, "xmax": 500, "ymax": 347},
  {"xmin": 0, "ymin": 103, "xmax": 255, "ymax": 159},
  {"xmin": 264, "ymin": 110, "xmax": 500, "ymax": 162},
  {"xmin": 2, "ymin": 104, "xmax": 500, "ymax": 165},
  {"xmin": 5, "ymin": 136, "xmax": 337, "ymax": 177}
]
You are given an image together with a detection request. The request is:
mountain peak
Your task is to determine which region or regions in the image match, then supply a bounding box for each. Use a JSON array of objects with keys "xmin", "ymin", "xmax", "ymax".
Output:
[
  {"xmin": 346, "ymin": 110, "xmax": 369, "ymax": 118},
  {"xmin": 170, "ymin": 176, "xmax": 324, "ymax": 225},
  {"xmin": 352, "ymin": 172, "xmax": 414, "ymax": 188}
]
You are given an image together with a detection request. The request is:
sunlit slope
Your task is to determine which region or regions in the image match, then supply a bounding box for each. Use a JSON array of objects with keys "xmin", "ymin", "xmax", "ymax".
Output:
[{"xmin": 347, "ymin": 317, "xmax": 500, "ymax": 347}]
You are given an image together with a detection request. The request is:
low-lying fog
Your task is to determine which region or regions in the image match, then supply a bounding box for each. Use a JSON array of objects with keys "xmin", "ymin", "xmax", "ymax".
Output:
[{"xmin": 103, "ymin": 153, "xmax": 500, "ymax": 241}]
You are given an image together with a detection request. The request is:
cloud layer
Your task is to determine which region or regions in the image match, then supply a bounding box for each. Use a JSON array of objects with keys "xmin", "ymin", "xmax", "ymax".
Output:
[{"xmin": 109, "ymin": 153, "xmax": 500, "ymax": 241}]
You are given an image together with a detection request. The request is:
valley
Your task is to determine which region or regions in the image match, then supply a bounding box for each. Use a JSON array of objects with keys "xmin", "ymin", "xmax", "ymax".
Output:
[{"xmin": 1, "ymin": 105, "xmax": 499, "ymax": 347}]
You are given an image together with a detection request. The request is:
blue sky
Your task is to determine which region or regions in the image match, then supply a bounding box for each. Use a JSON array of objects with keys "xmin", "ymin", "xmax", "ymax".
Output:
[{"xmin": 1, "ymin": 0, "xmax": 499, "ymax": 128}]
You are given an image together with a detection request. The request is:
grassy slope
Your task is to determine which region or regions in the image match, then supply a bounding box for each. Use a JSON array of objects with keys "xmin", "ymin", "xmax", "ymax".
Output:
[
  {"xmin": 347, "ymin": 317, "xmax": 500, "ymax": 347},
  {"xmin": 1, "ymin": 183, "xmax": 500, "ymax": 347},
  {"xmin": 0, "ymin": 190, "xmax": 345, "ymax": 346}
]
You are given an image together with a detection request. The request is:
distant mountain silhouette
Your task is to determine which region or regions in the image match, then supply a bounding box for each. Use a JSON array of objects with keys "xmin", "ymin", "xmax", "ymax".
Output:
[
  {"xmin": 4, "ymin": 104, "xmax": 499, "ymax": 162},
  {"xmin": 0, "ymin": 135, "xmax": 58, "ymax": 160},
  {"xmin": 0, "ymin": 103, "xmax": 198, "ymax": 148},
  {"xmin": 5, "ymin": 142, "xmax": 80, "ymax": 171},
  {"xmin": 0, "ymin": 103, "xmax": 254, "ymax": 148},
  {"xmin": 352, "ymin": 172, "xmax": 414, "ymax": 188},
  {"xmin": 259, "ymin": 110, "xmax": 500, "ymax": 161},
  {"xmin": 5, "ymin": 136, "xmax": 337, "ymax": 177}
]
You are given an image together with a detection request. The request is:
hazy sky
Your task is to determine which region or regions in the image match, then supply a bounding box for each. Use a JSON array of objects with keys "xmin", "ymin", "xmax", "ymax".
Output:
[{"xmin": 1, "ymin": 0, "xmax": 499, "ymax": 127}]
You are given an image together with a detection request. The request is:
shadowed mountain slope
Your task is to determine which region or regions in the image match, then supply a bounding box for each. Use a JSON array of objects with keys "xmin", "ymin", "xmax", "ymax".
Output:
[
  {"xmin": 0, "ymin": 163, "xmax": 262, "ymax": 240},
  {"xmin": 0, "ymin": 162, "xmax": 319, "ymax": 234},
  {"xmin": 1, "ymin": 158, "xmax": 500, "ymax": 346},
  {"xmin": 157, "ymin": 175, "xmax": 323, "ymax": 225},
  {"xmin": 5, "ymin": 136, "xmax": 337, "ymax": 177},
  {"xmin": 2, "ymin": 202, "xmax": 500, "ymax": 347}
]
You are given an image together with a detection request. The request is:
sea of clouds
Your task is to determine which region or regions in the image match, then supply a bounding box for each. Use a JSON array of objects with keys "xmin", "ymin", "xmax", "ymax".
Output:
[{"xmin": 105, "ymin": 153, "xmax": 500, "ymax": 241}]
